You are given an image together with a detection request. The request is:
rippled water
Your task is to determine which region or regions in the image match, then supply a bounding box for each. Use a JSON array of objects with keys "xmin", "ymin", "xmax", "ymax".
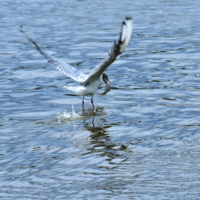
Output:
[{"xmin": 1, "ymin": 0, "xmax": 200, "ymax": 199}]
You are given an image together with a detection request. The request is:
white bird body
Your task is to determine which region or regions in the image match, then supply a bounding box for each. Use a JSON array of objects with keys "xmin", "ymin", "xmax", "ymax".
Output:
[
  {"xmin": 20, "ymin": 17, "xmax": 133, "ymax": 112},
  {"xmin": 64, "ymin": 76, "xmax": 104, "ymax": 96}
]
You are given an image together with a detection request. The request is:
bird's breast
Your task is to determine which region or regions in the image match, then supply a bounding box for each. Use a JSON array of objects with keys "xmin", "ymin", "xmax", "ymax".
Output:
[{"xmin": 85, "ymin": 79, "xmax": 103, "ymax": 95}]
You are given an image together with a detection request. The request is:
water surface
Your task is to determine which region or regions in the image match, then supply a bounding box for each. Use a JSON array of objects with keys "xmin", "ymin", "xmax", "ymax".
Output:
[{"xmin": 1, "ymin": 0, "xmax": 200, "ymax": 199}]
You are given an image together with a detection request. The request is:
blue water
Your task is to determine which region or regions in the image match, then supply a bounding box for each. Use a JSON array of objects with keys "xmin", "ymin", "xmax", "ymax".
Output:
[{"xmin": 1, "ymin": 0, "xmax": 200, "ymax": 199}]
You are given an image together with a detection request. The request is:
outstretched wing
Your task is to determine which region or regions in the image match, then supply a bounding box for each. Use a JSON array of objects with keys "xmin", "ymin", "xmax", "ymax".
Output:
[
  {"xmin": 20, "ymin": 26, "xmax": 87, "ymax": 83},
  {"xmin": 84, "ymin": 17, "xmax": 133, "ymax": 84}
]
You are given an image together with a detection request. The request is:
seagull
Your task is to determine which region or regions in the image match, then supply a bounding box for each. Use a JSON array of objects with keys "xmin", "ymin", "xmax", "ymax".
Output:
[{"xmin": 20, "ymin": 17, "xmax": 133, "ymax": 112}]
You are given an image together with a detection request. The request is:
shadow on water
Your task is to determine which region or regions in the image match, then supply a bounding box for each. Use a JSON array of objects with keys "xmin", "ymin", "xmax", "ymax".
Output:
[
  {"xmin": 83, "ymin": 119, "xmax": 130, "ymax": 157},
  {"xmin": 51, "ymin": 104, "xmax": 131, "ymax": 159}
]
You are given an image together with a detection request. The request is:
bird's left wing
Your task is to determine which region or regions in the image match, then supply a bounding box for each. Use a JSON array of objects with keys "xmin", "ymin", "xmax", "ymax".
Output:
[
  {"xmin": 84, "ymin": 17, "xmax": 133, "ymax": 83},
  {"xmin": 20, "ymin": 26, "xmax": 87, "ymax": 83}
]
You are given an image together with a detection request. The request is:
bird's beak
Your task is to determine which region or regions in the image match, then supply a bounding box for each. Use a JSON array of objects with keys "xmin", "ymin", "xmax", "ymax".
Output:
[
  {"xmin": 99, "ymin": 80, "xmax": 111, "ymax": 97},
  {"xmin": 106, "ymin": 80, "xmax": 110, "ymax": 86}
]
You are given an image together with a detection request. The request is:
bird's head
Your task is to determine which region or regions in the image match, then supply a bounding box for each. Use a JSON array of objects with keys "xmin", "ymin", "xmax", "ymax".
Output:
[{"xmin": 102, "ymin": 73, "xmax": 109, "ymax": 84}]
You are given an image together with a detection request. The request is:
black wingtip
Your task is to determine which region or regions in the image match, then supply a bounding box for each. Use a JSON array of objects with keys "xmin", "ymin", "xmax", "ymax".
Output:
[
  {"xmin": 20, "ymin": 25, "xmax": 23, "ymax": 32},
  {"xmin": 126, "ymin": 16, "xmax": 132, "ymax": 20}
]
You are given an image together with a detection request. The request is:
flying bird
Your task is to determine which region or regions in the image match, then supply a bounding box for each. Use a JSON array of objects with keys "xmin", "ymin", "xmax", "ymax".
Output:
[{"xmin": 20, "ymin": 17, "xmax": 133, "ymax": 112}]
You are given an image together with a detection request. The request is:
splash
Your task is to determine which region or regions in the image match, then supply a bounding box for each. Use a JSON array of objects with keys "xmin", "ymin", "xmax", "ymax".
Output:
[{"xmin": 57, "ymin": 104, "xmax": 82, "ymax": 122}]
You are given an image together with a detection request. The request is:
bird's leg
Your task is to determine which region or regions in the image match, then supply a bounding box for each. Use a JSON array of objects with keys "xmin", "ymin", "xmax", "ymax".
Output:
[
  {"xmin": 82, "ymin": 96, "xmax": 85, "ymax": 113},
  {"xmin": 91, "ymin": 97, "xmax": 95, "ymax": 112}
]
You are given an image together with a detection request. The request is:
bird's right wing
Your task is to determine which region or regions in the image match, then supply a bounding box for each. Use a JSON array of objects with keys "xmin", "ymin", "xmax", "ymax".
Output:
[
  {"xmin": 84, "ymin": 17, "xmax": 133, "ymax": 84},
  {"xmin": 20, "ymin": 26, "xmax": 87, "ymax": 83}
]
